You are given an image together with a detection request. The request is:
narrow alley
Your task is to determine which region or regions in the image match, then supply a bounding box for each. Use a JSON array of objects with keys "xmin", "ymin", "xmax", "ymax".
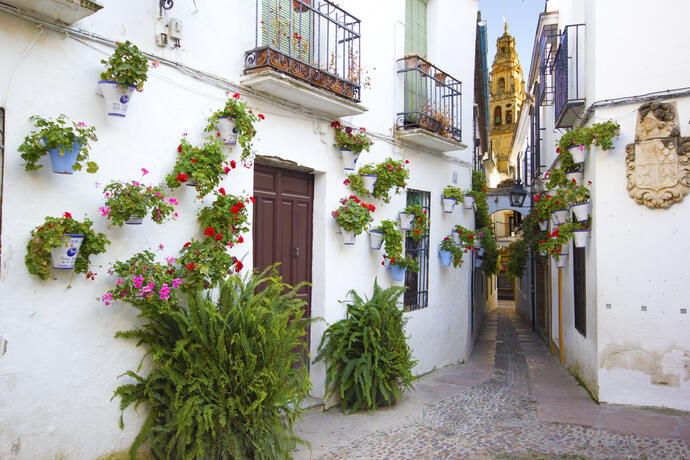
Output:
[{"xmin": 294, "ymin": 306, "xmax": 690, "ymax": 459}]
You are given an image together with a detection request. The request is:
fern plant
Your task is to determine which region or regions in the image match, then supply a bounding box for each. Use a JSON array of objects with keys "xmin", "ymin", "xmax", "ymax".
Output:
[
  {"xmin": 113, "ymin": 267, "xmax": 312, "ymax": 460},
  {"xmin": 315, "ymin": 279, "xmax": 417, "ymax": 413}
]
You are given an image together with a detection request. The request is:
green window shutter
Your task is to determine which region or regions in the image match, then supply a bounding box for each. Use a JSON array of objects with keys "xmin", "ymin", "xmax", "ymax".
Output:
[
  {"xmin": 262, "ymin": 0, "xmax": 313, "ymax": 62},
  {"xmin": 405, "ymin": 0, "xmax": 427, "ymax": 58}
]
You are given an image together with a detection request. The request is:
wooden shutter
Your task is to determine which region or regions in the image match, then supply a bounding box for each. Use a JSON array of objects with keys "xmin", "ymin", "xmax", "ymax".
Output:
[
  {"xmin": 262, "ymin": 0, "xmax": 313, "ymax": 62},
  {"xmin": 405, "ymin": 0, "xmax": 427, "ymax": 57}
]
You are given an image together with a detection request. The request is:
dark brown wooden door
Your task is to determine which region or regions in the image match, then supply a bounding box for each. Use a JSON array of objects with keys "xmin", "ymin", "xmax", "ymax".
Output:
[
  {"xmin": 253, "ymin": 164, "xmax": 313, "ymax": 359},
  {"xmin": 535, "ymin": 255, "xmax": 549, "ymax": 343}
]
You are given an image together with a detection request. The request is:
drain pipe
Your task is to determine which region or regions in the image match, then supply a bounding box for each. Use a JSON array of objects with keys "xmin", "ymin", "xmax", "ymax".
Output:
[{"xmin": 558, "ymin": 267, "xmax": 564, "ymax": 363}]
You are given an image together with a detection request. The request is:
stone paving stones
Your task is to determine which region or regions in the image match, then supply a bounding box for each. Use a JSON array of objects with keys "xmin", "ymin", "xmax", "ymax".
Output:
[{"xmin": 302, "ymin": 311, "xmax": 689, "ymax": 460}]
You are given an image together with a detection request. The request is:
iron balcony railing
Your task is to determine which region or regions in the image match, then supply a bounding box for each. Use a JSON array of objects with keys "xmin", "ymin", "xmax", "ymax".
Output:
[
  {"xmin": 396, "ymin": 55, "xmax": 462, "ymax": 143},
  {"xmin": 536, "ymin": 28, "xmax": 558, "ymax": 106},
  {"xmin": 553, "ymin": 24, "xmax": 585, "ymax": 127},
  {"xmin": 245, "ymin": 0, "xmax": 361, "ymax": 101}
]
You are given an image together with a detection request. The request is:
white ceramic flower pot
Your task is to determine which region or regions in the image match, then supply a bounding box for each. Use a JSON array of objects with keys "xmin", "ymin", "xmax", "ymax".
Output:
[
  {"xmin": 463, "ymin": 195, "xmax": 475, "ymax": 210},
  {"xmin": 442, "ymin": 197, "xmax": 457, "ymax": 213},
  {"xmin": 566, "ymin": 171, "xmax": 584, "ymax": 186},
  {"xmin": 572, "ymin": 229, "xmax": 590, "ymax": 248},
  {"xmin": 369, "ymin": 230, "xmax": 384, "ymax": 250},
  {"xmin": 554, "ymin": 254, "xmax": 568, "ymax": 269},
  {"xmin": 51, "ymin": 234, "xmax": 85, "ymax": 269},
  {"xmin": 399, "ymin": 212, "xmax": 414, "ymax": 230},
  {"xmin": 551, "ymin": 209, "xmax": 568, "ymax": 226},
  {"xmin": 217, "ymin": 116, "xmax": 237, "ymax": 145},
  {"xmin": 340, "ymin": 148, "xmax": 360, "ymax": 171},
  {"xmin": 538, "ymin": 220, "xmax": 548, "ymax": 232},
  {"xmin": 340, "ymin": 229, "xmax": 356, "ymax": 245},
  {"xmin": 99, "ymin": 80, "xmax": 135, "ymax": 117},
  {"xmin": 451, "ymin": 231, "xmax": 461, "ymax": 245},
  {"xmin": 568, "ymin": 145, "xmax": 587, "ymax": 164},
  {"xmin": 570, "ymin": 201, "xmax": 591, "ymax": 222},
  {"xmin": 125, "ymin": 216, "xmax": 144, "ymax": 225},
  {"xmin": 361, "ymin": 174, "xmax": 378, "ymax": 194}
]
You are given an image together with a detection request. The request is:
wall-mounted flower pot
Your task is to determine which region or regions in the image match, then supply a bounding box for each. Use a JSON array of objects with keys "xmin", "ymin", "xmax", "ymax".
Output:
[
  {"xmin": 567, "ymin": 145, "xmax": 587, "ymax": 164},
  {"xmin": 125, "ymin": 216, "xmax": 144, "ymax": 225},
  {"xmin": 570, "ymin": 201, "xmax": 591, "ymax": 222},
  {"xmin": 361, "ymin": 174, "xmax": 378, "ymax": 194},
  {"xmin": 572, "ymin": 229, "xmax": 590, "ymax": 248},
  {"xmin": 441, "ymin": 197, "xmax": 457, "ymax": 213},
  {"xmin": 99, "ymin": 80, "xmax": 135, "ymax": 117},
  {"xmin": 340, "ymin": 148, "xmax": 360, "ymax": 171},
  {"xmin": 538, "ymin": 220, "xmax": 548, "ymax": 232},
  {"xmin": 47, "ymin": 141, "xmax": 81, "ymax": 174},
  {"xmin": 340, "ymin": 229, "xmax": 356, "ymax": 245},
  {"xmin": 399, "ymin": 212, "xmax": 414, "ymax": 230},
  {"xmin": 217, "ymin": 116, "xmax": 238, "ymax": 145},
  {"xmin": 451, "ymin": 231, "xmax": 461, "ymax": 245},
  {"xmin": 566, "ymin": 170, "xmax": 584, "ymax": 186},
  {"xmin": 293, "ymin": 0, "xmax": 310, "ymax": 12},
  {"xmin": 463, "ymin": 195, "xmax": 475, "ymax": 210},
  {"xmin": 551, "ymin": 209, "xmax": 568, "ymax": 226},
  {"xmin": 369, "ymin": 230, "xmax": 384, "ymax": 250},
  {"xmin": 185, "ymin": 178, "xmax": 200, "ymax": 187},
  {"xmin": 554, "ymin": 254, "xmax": 568, "ymax": 269},
  {"xmin": 439, "ymin": 248, "xmax": 452, "ymax": 266},
  {"xmin": 390, "ymin": 263, "xmax": 407, "ymax": 281},
  {"xmin": 51, "ymin": 234, "xmax": 85, "ymax": 269}
]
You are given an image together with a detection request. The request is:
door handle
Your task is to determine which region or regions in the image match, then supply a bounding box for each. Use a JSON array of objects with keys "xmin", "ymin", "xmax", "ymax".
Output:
[{"xmin": 294, "ymin": 247, "xmax": 299, "ymax": 257}]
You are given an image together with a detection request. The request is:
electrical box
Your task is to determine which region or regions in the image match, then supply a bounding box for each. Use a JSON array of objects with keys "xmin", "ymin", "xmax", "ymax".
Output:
[
  {"xmin": 155, "ymin": 17, "xmax": 168, "ymax": 47},
  {"xmin": 169, "ymin": 18, "xmax": 182, "ymax": 40}
]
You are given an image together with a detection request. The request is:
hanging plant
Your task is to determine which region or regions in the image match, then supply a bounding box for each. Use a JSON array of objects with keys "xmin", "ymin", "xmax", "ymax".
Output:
[
  {"xmin": 402, "ymin": 204, "xmax": 428, "ymax": 241},
  {"xmin": 479, "ymin": 227, "xmax": 500, "ymax": 276},
  {"xmin": 176, "ymin": 239, "xmax": 241, "ymax": 292},
  {"xmin": 557, "ymin": 120, "xmax": 621, "ymax": 154},
  {"xmin": 331, "ymin": 121, "xmax": 372, "ymax": 153},
  {"xmin": 345, "ymin": 158, "xmax": 409, "ymax": 203},
  {"xmin": 165, "ymin": 137, "xmax": 229, "ymax": 197},
  {"xmin": 331, "ymin": 196, "xmax": 375, "ymax": 235},
  {"xmin": 471, "ymin": 170, "xmax": 490, "ymax": 228},
  {"xmin": 197, "ymin": 189, "xmax": 253, "ymax": 246},
  {"xmin": 101, "ymin": 179, "xmax": 178, "ymax": 226},
  {"xmin": 506, "ymin": 239, "xmax": 528, "ymax": 279},
  {"xmin": 442, "ymin": 185, "xmax": 464, "ymax": 201},
  {"xmin": 439, "ymin": 237, "xmax": 465, "ymax": 268},
  {"xmin": 100, "ymin": 40, "xmax": 149, "ymax": 91},
  {"xmin": 372, "ymin": 220, "xmax": 402, "ymax": 266},
  {"xmin": 25, "ymin": 212, "xmax": 110, "ymax": 280},
  {"xmin": 18, "ymin": 115, "xmax": 98, "ymax": 173},
  {"xmin": 205, "ymin": 93, "xmax": 264, "ymax": 160}
]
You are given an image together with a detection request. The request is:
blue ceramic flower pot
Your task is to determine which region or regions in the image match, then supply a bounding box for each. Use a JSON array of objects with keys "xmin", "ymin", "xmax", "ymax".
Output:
[
  {"xmin": 390, "ymin": 263, "xmax": 407, "ymax": 281},
  {"xmin": 47, "ymin": 141, "xmax": 81, "ymax": 174},
  {"xmin": 439, "ymin": 249, "xmax": 452, "ymax": 266}
]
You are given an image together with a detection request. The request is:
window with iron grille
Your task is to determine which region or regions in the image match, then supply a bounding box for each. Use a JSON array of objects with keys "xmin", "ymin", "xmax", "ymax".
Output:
[
  {"xmin": 573, "ymin": 246, "xmax": 586, "ymax": 336},
  {"xmin": 404, "ymin": 189, "xmax": 429, "ymax": 311}
]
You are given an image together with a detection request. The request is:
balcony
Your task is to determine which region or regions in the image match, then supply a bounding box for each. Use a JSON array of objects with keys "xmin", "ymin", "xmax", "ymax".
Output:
[
  {"xmin": 553, "ymin": 24, "xmax": 585, "ymax": 128},
  {"xmin": 1, "ymin": 0, "xmax": 103, "ymax": 24},
  {"xmin": 395, "ymin": 56, "xmax": 466, "ymax": 153},
  {"xmin": 242, "ymin": 0, "xmax": 366, "ymax": 118},
  {"xmin": 536, "ymin": 28, "xmax": 558, "ymax": 107}
]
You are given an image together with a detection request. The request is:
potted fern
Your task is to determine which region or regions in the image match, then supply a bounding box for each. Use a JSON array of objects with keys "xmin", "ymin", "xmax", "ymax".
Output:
[
  {"xmin": 441, "ymin": 185, "xmax": 464, "ymax": 213},
  {"xmin": 205, "ymin": 93, "xmax": 263, "ymax": 159},
  {"xmin": 331, "ymin": 196, "xmax": 375, "ymax": 245},
  {"xmin": 25, "ymin": 212, "xmax": 110, "ymax": 279},
  {"xmin": 19, "ymin": 115, "xmax": 98, "ymax": 174},
  {"xmin": 99, "ymin": 40, "xmax": 149, "ymax": 117},
  {"xmin": 101, "ymin": 180, "xmax": 178, "ymax": 226}
]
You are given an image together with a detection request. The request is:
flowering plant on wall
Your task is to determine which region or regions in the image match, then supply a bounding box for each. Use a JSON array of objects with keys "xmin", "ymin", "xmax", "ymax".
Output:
[
  {"xmin": 345, "ymin": 158, "xmax": 409, "ymax": 203},
  {"xmin": 176, "ymin": 240, "xmax": 240, "ymax": 292},
  {"xmin": 402, "ymin": 204, "xmax": 428, "ymax": 241},
  {"xmin": 25, "ymin": 212, "xmax": 110, "ymax": 280},
  {"xmin": 533, "ymin": 188, "xmax": 568, "ymax": 221},
  {"xmin": 19, "ymin": 115, "xmax": 99, "ymax": 173},
  {"xmin": 197, "ymin": 190, "xmax": 253, "ymax": 246},
  {"xmin": 165, "ymin": 137, "xmax": 229, "ymax": 197},
  {"xmin": 454, "ymin": 225, "xmax": 478, "ymax": 251},
  {"xmin": 537, "ymin": 226, "xmax": 572, "ymax": 258},
  {"xmin": 101, "ymin": 179, "xmax": 178, "ymax": 226},
  {"xmin": 331, "ymin": 121, "xmax": 372, "ymax": 153},
  {"xmin": 205, "ymin": 93, "xmax": 264, "ymax": 160},
  {"xmin": 439, "ymin": 237, "xmax": 465, "ymax": 268},
  {"xmin": 557, "ymin": 120, "xmax": 621, "ymax": 154},
  {"xmin": 331, "ymin": 195, "xmax": 375, "ymax": 234},
  {"xmin": 100, "ymin": 40, "xmax": 149, "ymax": 91},
  {"xmin": 442, "ymin": 185, "xmax": 464, "ymax": 201},
  {"xmin": 372, "ymin": 220, "xmax": 402, "ymax": 264}
]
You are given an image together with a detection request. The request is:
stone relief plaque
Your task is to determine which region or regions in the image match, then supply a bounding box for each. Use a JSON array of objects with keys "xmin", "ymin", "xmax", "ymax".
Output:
[{"xmin": 625, "ymin": 101, "xmax": 690, "ymax": 209}]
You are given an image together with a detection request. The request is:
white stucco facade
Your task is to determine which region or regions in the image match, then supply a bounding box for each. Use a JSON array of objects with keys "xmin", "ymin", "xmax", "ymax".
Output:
[
  {"xmin": 0, "ymin": 0, "xmax": 481, "ymax": 457},
  {"xmin": 512, "ymin": 0, "xmax": 690, "ymax": 410}
]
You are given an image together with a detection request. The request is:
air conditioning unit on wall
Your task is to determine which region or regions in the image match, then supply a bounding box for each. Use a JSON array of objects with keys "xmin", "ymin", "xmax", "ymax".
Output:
[{"xmin": 1, "ymin": 0, "xmax": 103, "ymax": 25}]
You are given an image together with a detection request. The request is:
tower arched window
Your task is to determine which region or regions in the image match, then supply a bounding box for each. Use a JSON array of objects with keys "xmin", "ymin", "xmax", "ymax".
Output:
[
  {"xmin": 497, "ymin": 77, "xmax": 505, "ymax": 93},
  {"xmin": 494, "ymin": 106, "xmax": 502, "ymax": 125},
  {"xmin": 506, "ymin": 110, "xmax": 512, "ymax": 124}
]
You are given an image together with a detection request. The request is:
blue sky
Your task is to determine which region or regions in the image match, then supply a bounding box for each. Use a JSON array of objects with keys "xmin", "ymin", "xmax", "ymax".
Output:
[{"xmin": 478, "ymin": 0, "xmax": 545, "ymax": 76}]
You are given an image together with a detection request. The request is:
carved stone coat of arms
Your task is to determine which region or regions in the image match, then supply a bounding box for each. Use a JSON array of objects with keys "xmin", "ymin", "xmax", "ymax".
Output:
[{"xmin": 625, "ymin": 101, "xmax": 690, "ymax": 209}]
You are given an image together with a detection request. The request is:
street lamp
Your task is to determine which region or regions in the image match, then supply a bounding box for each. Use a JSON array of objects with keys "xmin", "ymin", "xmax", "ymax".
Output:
[{"xmin": 509, "ymin": 180, "xmax": 527, "ymax": 207}]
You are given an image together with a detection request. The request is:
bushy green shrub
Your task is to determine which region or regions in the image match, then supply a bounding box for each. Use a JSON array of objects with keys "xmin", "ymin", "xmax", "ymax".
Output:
[
  {"xmin": 114, "ymin": 268, "xmax": 312, "ymax": 460},
  {"xmin": 506, "ymin": 238, "xmax": 528, "ymax": 279},
  {"xmin": 315, "ymin": 280, "xmax": 417, "ymax": 413}
]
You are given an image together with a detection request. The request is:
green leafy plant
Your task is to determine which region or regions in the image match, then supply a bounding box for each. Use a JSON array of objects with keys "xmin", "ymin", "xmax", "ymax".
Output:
[
  {"xmin": 390, "ymin": 254, "xmax": 419, "ymax": 273},
  {"xmin": 439, "ymin": 236, "xmax": 465, "ymax": 268},
  {"xmin": 345, "ymin": 158, "xmax": 410, "ymax": 203},
  {"xmin": 533, "ymin": 188, "xmax": 569, "ymax": 221},
  {"xmin": 331, "ymin": 121, "xmax": 372, "ymax": 153},
  {"xmin": 25, "ymin": 212, "xmax": 110, "ymax": 280},
  {"xmin": 557, "ymin": 120, "xmax": 621, "ymax": 153},
  {"xmin": 565, "ymin": 182, "xmax": 591, "ymax": 205},
  {"xmin": 471, "ymin": 170, "xmax": 490, "ymax": 229},
  {"xmin": 176, "ymin": 239, "xmax": 240, "ymax": 292},
  {"xmin": 538, "ymin": 226, "xmax": 573, "ymax": 258},
  {"xmin": 197, "ymin": 190, "xmax": 252, "ymax": 246},
  {"xmin": 479, "ymin": 227, "xmax": 500, "ymax": 276},
  {"xmin": 520, "ymin": 211, "xmax": 548, "ymax": 252},
  {"xmin": 331, "ymin": 196, "xmax": 375, "ymax": 234},
  {"xmin": 18, "ymin": 115, "xmax": 99, "ymax": 173},
  {"xmin": 113, "ymin": 268, "xmax": 312, "ymax": 460},
  {"xmin": 315, "ymin": 279, "xmax": 417, "ymax": 413},
  {"xmin": 506, "ymin": 239, "xmax": 528, "ymax": 279},
  {"xmin": 205, "ymin": 93, "xmax": 263, "ymax": 160},
  {"xmin": 100, "ymin": 40, "xmax": 149, "ymax": 91},
  {"xmin": 165, "ymin": 137, "xmax": 228, "ymax": 197},
  {"xmin": 442, "ymin": 185, "xmax": 464, "ymax": 201},
  {"xmin": 101, "ymin": 180, "xmax": 177, "ymax": 226},
  {"xmin": 454, "ymin": 224, "xmax": 477, "ymax": 250},
  {"xmin": 402, "ymin": 204, "xmax": 428, "ymax": 241},
  {"xmin": 373, "ymin": 219, "xmax": 401, "ymax": 262}
]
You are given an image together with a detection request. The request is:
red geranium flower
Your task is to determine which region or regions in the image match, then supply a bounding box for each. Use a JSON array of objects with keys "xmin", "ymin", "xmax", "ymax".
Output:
[
  {"xmin": 218, "ymin": 187, "xmax": 226, "ymax": 195},
  {"xmin": 186, "ymin": 263, "xmax": 195, "ymax": 270},
  {"xmin": 204, "ymin": 227, "xmax": 216, "ymax": 236},
  {"xmin": 215, "ymin": 233, "xmax": 223, "ymax": 241},
  {"xmin": 235, "ymin": 260, "xmax": 244, "ymax": 272},
  {"xmin": 237, "ymin": 202, "xmax": 245, "ymax": 209},
  {"xmin": 176, "ymin": 173, "xmax": 189, "ymax": 183},
  {"xmin": 224, "ymin": 166, "xmax": 231, "ymax": 174},
  {"xmin": 63, "ymin": 212, "xmax": 72, "ymax": 219},
  {"xmin": 177, "ymin": 145, "xmax": 182, "ymax": 153},
  {"xmin": 258, "ymin": 114, "xmax": 265, "ymax": 120},
  {"xmin": 230, "ymin": 160, "xmax": 236, "ymax": 169},
  {"xmin": 230, "ymin": 205, "xmax": 239, "ymax": 214},
  {"xmin": 414, "ymin": 230, "xmax": 420, "ymax": 234},
  {"xmin": 249, "ymin": 197, "xmax": 256, "ymax": 203},
  {"xmin": 183, "ymin": 241, "xmax": 191, "ymax": 248},
  {"xmin": 233, "ymin": 93, "xmax": 240, "ymax": 99},
  {"xmin": 190, "ymin": 158, "xmax": 197, "ymax": 163},
  {"xmin": 237, "ymin": 236, "xmax": 244, "ymax": 243}
]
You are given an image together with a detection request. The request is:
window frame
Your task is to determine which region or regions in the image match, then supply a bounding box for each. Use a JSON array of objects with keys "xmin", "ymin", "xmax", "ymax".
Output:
[
  {"xmin": 573, "ymin": 246, "xmax": 586, "ymax": 336},
  {"xmin": 404, "ymin": 189, "xmax": 430, "ymax": 311}
]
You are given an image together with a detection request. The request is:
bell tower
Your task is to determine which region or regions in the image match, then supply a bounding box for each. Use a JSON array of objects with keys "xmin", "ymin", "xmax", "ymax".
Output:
[{"xmin": 489, "ymin": 22, "xmax": 526, "ymax": 176}]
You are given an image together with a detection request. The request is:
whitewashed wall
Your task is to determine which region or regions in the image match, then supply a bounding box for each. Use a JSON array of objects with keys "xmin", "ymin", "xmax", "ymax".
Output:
[{"xmin": 0, "ymin": 0, "xmax": 479, "ymax": 457}]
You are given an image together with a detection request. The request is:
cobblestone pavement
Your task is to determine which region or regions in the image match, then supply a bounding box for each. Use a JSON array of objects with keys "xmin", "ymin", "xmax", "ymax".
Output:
[{"xmin": 293, "ymin": 308, "xmax": 690, "ymax": 460}]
